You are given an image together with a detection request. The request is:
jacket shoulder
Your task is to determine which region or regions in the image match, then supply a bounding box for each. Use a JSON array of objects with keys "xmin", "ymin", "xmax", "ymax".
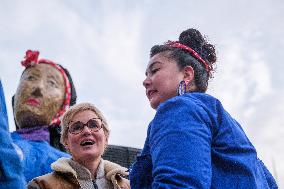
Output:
[
  {"xmin": 103, "ymin": 160, "xmax": 130, "ymax": 189},
  {"xmin": 27, "ymin": 172, "xmax": 78, "ymax": 189}
]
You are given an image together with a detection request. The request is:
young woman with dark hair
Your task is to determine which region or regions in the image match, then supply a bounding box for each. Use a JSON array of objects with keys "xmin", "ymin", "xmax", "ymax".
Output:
[{"xmin": 130, "ymin": 28, "xmax": 278, "ymax": 189}]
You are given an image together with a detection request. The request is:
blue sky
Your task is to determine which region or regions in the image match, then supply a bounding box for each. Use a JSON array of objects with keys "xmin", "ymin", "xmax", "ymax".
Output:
[{"xmin": 0, "ymin": 0, "xmax": 283, "ymax": 186}]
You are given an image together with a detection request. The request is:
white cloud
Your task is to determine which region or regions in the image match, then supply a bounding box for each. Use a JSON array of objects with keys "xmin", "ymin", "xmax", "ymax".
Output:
[
  {"xmin": 95, "ymin": 2, "xmax": 146, "ymax": 87},
  {"xmin": 1, "ymin": 0, "xmax": 284, "ymax": 186},
  {"xmin": 247, "ymin": 50, "xmax": 273, "ymax": 102}
]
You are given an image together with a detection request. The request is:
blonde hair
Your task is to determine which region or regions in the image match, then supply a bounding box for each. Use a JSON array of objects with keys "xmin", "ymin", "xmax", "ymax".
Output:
[{"xmin": 60, "ymin": 102, "xmax": 110, "ymax": 145}]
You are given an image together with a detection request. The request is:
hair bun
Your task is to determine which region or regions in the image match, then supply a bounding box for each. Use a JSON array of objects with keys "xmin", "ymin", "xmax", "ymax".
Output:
[
  {"xmin": 179, "ymin": 28, "xmax": 217, "ymax": 65},
  {"xmin": 202, "ymin": 44, "xmax": 217, "ymax": 64},
  {"xmin": 179, "ymin": 28, "xmax": 205, "ymax": 52}
]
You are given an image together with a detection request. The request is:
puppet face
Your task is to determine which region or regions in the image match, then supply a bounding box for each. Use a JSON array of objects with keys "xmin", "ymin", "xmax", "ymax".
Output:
[{"xmin": 14, "ymin": 64, "xmax": 65, "ymax": 128}]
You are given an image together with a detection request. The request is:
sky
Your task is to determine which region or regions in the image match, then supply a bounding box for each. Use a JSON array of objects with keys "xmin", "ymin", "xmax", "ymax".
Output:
[{"xmin": 0, "ymin": 0, "xmax": 283, "ymax": 186}]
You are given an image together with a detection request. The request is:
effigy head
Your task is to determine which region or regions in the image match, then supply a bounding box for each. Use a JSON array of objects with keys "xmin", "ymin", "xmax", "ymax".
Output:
[{"xmin": 13, "ymin": 50, "xmax": 77, "ymax": 129}]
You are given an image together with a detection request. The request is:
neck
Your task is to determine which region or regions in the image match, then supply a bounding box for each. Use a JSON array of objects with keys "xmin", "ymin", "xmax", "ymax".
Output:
[
  {"xmin": 187, "ymin": 81, "xmax": 197, "ymax": 92},
  {"xmin": 16, "ymin": 125, "xmax": 50, "ymax": 142},
  {"xmin": 77, "ymin": 157, "xmax": 101, "ymax": 179}
]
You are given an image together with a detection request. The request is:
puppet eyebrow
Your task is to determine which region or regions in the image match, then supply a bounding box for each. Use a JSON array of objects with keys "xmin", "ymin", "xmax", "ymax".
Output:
[{"xmin": 24, "ymin": 69, "xmax": 41, "ymax": 78}]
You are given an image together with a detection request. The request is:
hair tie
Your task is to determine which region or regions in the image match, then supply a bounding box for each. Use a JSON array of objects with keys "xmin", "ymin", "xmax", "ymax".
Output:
[{"xmin": 164, "ymin": 41, "xmax": 212, "ymax": 73}]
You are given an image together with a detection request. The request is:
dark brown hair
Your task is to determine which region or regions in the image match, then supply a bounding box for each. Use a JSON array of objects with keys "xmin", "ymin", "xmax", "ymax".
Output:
[{"xmin": 150, "ymin": 28, "xmax": 217, "ymax": 92}]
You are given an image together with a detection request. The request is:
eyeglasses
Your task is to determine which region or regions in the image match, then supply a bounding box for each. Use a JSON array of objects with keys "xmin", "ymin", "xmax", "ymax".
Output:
[{"xmin": 68, "ymin": 118, "xmax": 103, "ymax": 135}]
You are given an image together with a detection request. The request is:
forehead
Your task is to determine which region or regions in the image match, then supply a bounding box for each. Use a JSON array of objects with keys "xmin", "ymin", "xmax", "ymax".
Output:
[
  {"xmin": 146, "ymin": 53, "xmax": 175, "ymax": 72},
  {"xmin": 23, "ymin": 64, "xmax": 63, "ymax": 79},
  {"xmin": 71, "ymin": 110, "xmax": 99, "ymax": 122}
]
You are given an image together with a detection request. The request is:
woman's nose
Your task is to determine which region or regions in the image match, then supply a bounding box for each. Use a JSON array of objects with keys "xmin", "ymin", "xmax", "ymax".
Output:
[
  {"xmin": 81, "ymin": 125, "xmax": 92, "ymax": 135},
  {"xmin": 143, "ymin": 77, "xmax": 151, "ymax": 88}
]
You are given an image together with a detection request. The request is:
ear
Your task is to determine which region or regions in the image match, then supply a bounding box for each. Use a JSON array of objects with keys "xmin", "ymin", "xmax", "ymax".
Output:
[
  {"xmin": 103, "ymin": 136, "xmax": 109, "ymax": 154},
  {"xmin": 183, "ymin": 66, "xmax": 194, "ymax": 83},
  {"xmin": 105, "ymin": 135, "xmax": 109, "ymax": 144},
  {"xmin": 63, "ymin": 141, "xmax": 70, "ymax": 152}
]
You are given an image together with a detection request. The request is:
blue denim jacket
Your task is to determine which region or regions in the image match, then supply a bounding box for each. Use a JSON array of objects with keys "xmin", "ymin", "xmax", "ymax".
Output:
[{"xmin": 130, "ymin": 93, "xmax": 278, "ymax": 189}]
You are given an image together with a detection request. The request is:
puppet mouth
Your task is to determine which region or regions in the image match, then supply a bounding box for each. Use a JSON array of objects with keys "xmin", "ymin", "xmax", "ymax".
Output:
[{"xmin": 26, "ymin": 98, "xmax": 40, "ymax": 106}]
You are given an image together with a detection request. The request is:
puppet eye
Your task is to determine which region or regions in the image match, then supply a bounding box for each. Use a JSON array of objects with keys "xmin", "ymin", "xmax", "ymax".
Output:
[{"xmin": 26, "ymin": 75, "xmax": 36, "ymax": 81}]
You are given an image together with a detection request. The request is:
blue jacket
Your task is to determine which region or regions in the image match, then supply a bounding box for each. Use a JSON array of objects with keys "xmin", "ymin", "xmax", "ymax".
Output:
[
  {"xmin": 0, "ymin": 80, "xmax": 26, "ymax": 189},
  {"xmin": 130, "ymin": 93, "xmax": 278, "ymax": 189},
  {"xmin": 11, "ymin": 132, "xmax": 71, "ymax": 182}
]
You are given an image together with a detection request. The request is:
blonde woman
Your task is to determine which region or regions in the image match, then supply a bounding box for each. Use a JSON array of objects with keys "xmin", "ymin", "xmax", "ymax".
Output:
[{"xmin": 28, "ymin": 103, "xmax": 130, "ymax": 189}]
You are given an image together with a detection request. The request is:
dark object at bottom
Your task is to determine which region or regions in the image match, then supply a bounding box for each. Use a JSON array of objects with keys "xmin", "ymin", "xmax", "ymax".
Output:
[{"xmin": 102, "ymin": 145, "xmax": 141, "ymax": 169}]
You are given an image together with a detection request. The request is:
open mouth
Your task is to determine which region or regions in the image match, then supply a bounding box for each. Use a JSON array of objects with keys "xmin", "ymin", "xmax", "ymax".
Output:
[
  {"xmin": 80, "ymin": 140, "xmax": 95, "ymax": 146},
  {"xmin": 147, "ymin": 90, "xmax": 157, "ymax": 100}
]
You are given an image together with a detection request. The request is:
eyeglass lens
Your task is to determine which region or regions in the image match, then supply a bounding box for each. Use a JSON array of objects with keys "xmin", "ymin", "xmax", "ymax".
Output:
[{"xmin": 69, "ymin": 118, "xmax": 101, "ymax": 134}]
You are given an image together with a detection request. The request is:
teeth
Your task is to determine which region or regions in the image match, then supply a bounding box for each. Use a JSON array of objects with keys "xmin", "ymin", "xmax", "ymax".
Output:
[{"xmin": 80, "ymin": 141, "xmax": 95, "ymax": 146}]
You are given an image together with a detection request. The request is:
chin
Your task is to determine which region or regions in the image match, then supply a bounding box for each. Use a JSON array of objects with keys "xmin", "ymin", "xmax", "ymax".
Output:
[
  {"xmin": 78, "ymin": 152, "xmax": 100, "ymax": 162},
  {"xmin": 150, "ymin": 100, "xmax": 160, "ymax": 110},
  {"xmin": 15, "ymin": 110, "xmax": 49, "ymax": 128},
  {"xmin": 150, "ymin": 103, "xmax": 158, "ymax": 110}
]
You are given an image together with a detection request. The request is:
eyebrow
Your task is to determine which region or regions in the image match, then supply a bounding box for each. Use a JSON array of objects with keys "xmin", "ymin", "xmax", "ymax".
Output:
[
  {"xmin": 24, "ymin": 68, "xmax": 41, "ymax": 77},
  {"xmin": 145, "ymin": 61, "xmax": 162, "ymax": 76},
  {"xmin": 68, "ymin": 117, "xmax": 101, "ymax": 124}
]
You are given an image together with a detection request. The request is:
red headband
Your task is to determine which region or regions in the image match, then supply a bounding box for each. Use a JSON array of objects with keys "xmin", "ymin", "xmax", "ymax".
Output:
[
  {"xmin": 164, "ymin": 41, "xmax": 212, "ymax": 73},
  {"xmin": 21, "ymin": 50, "xmax": 71, "ymax": 125}
]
